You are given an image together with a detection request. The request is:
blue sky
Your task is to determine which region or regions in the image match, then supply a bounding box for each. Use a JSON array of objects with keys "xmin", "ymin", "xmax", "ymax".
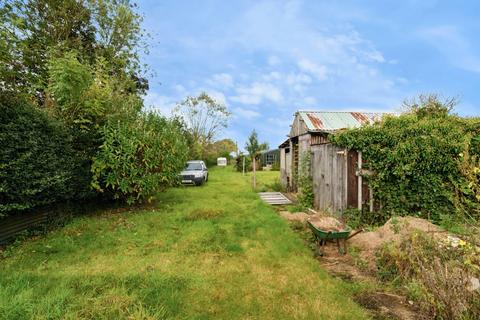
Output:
[{"xmin": 139, "ymin": 0, "xmax": 480, "ymax": 149}]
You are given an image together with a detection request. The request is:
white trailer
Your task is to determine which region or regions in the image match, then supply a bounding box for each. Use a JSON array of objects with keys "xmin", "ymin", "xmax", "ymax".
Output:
[{"xmin": 217, "ymin": 157, "xmax": 227, "ymax": 166}]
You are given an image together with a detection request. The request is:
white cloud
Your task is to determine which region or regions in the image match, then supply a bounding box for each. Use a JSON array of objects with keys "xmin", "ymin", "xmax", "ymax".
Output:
[
  {"xmin": 231, "ymin": 82, "xmax": 283, "ymax": 105},
  {"xmin": 208, "ymin": 73, "xmax": 234, "ymax": 88},
  {"xmin": 297, "ymin": 59, "xmax": 328, "ymax": 81},
  {"xmin": 303, "ymin": 96, "xmax": 317, "ymax": 106},
  {"xmin": 286, "ymin": 72, "xmax": 311, "ymax": 85},
  {"xmin": 173, "ymin": 84, "xmax": 186, "ymax": 94},
  {"xmin": 206, "ymin": 89, "xmax": 228, "ymax": 105},
  {"xmin": 262, "ymin": 71, "xmax": 282, "ymax": 81},
  {"xmin": 233, "ymin": 107, "xmax": 261, "ymax": 119},
  {"xmin": 143, "ymin": 92, "xmax": 177, "ymax": 116},
  {"xmin": 267, "ymin": 55, "xmax": 281, "ymax": 66}
]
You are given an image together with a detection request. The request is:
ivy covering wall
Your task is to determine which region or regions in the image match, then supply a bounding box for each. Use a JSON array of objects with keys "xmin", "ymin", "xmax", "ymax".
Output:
[{"xmin": 331, "ymin": 96, "xmax": 480, "ymax": 223}]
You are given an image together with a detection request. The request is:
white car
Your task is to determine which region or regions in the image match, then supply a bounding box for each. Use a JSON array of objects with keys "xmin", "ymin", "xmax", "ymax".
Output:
[{"xmin": 179, "ymin": 160, "xmax": 208, "ymax": 186}]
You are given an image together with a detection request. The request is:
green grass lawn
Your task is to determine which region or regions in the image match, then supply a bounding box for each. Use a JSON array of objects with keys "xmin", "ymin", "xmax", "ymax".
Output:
[{"xmin": 0, "ymin": 167, "xmax": 368, "ymax": 319}]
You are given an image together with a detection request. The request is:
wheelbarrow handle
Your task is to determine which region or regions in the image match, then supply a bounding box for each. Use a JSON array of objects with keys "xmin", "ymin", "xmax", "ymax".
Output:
[{"xmin": 347, "ymin": 229, "xmax": 363, "ymax": 240}]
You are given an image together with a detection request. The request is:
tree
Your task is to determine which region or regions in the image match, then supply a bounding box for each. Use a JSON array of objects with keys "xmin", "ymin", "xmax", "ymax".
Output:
[
  {"xmin": 245, "ymin": 130, "xmax": 268, "ymax": 188},
  {"xmin": 402, "ymin": 94, "xmax": 456, "ymax": 119},
  {"xmin": 203, "ymin": 139, "xmax": 237, "ymax": 165},
  {"xmin": 0, "ymin": 0, "xmax": 148, "ymax": 102},
  {"xmin": 46, "ymin": 51, "xmax": 143, "ymax": 199},
  {"xmin": 174, "ymin": 92, "xmax": 231, "ymax": 159}
]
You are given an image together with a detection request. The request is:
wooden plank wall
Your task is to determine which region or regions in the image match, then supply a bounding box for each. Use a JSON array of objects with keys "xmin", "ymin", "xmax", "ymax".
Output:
[
  {"xmin": 311, "ymin": 144, "xmax": 348, "ymax": 213},
  {"xmin": 280, "ymin": 147, "xmax": 287, "ymax": 187}
]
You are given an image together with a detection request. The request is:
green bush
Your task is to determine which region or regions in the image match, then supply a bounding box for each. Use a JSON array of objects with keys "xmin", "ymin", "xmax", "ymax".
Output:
[
  {"xmin": 91, "ymin": 112, "xmax": 188, "ymax": 204},
  {"xmin": 332, "ymin": 96, "xmax": 480, "ymax": 222},
  {"xmin": 0, "ymin": 95, "xmax": 76, "ymax": 217},
  {"xmin": 297, "ymin": 151, "xmax": 314, "ymax": 208},
  {"xmin": 46, "ymin": 52, "xmax": 144, "ymax": 201},
  {"xmin": 235, "ymin": 155, "xmax": 251, "ymax": 172},
  {"xmin": 271, "ymin": 162, "xmax": 280, "ymax": 171}
]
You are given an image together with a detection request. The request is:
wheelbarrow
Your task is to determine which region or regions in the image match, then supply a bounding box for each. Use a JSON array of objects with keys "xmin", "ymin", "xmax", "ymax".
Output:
[{"xmin": 307, "ymin": 220, "xmax": 352, "ymax": 255}]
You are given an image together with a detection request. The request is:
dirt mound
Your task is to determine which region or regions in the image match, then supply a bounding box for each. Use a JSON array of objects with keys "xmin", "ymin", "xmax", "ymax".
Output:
[
  {"xmin": 279, "ymin": 211, "xmax": 310, "ymax": 222},
  {"xmin": 278, "ymin": 212, "xmax": 347, "ymax": 232},
  {"xmin": 351, "ymin": 217, "xmax": 445, "ymax": 262},
  {"xmin": 308, "ymin": 216, "xmax": 346, "ymax": 232}
]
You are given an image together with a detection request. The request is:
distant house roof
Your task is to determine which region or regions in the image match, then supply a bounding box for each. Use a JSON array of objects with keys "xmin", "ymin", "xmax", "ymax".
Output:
[
  {"xmin": 297, "ymin": 111, "xmax": 384, "ymax": 133},
  {"xmin": 261, "ymin": 149, "xmax": 279, "ymax": 154}
]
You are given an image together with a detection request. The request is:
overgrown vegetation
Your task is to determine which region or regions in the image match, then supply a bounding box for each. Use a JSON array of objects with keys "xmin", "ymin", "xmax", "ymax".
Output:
[
  {"xmin": 91, "ymin": 113, "xmax": 188, "ymax": 204},
  {"xmin": 297, "ymin": 151, "xmax": 314, "ymax": 208},
  {"xmin": 376, "ymin": 230, "xmax": 480, "ymax": 319},
  {"xmin": 0, "ymin": 0, "xmax": 192, "ymax": 218},
  {"xmin": 332, "ymin": 95, "xmax": 480, "ymax": 224},
  {"xmin": 235, "ymin": 153, "xmax": 252, "ymax": 172}
]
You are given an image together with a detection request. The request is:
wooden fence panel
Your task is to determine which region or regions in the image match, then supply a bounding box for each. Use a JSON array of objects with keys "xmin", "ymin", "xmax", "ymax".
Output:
[{"xmin": 0, "ymin": 211, "xmax": 48, "ymax": 243}]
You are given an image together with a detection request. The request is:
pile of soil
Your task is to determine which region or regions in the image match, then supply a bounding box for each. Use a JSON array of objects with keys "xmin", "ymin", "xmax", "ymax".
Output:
[
  {"xmin": 279, "ymin": 211, "xmax": 310, "ymax": 222},
  {"xmin": 278, "ymin": 211, "xmax": 347, "ymax": 233},
  {"xmin": 308, "ymin": 216, "xmax": 347, "ymax": 232},
  {"xmin": 352, "ymin": 216, "xmax": 443, "ymax": 252},
  {"xmin": 349, "ymin": 216, "xmax": 446, "ymax": 268}
]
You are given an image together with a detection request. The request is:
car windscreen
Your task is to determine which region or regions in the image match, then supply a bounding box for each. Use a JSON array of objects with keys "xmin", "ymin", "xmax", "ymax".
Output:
[{"xmin": 185, "ymin": 162, "xmax": 203, "ymax": 170}]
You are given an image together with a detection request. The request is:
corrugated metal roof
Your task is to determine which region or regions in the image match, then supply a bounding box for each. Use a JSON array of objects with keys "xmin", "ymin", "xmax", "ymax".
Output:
[{"xmin": 298, "ymin": 111, "xmax": 384, "ymax": 132}]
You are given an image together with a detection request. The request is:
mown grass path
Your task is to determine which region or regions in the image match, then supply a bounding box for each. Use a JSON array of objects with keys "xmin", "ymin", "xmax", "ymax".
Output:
[{"xmin": 0, "ymin": 167, "xmax": 368, "ymax": 319}]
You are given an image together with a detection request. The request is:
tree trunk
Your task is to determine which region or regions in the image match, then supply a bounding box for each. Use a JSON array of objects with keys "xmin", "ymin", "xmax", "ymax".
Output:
[{"xmin": 253, "ymin": 156, "xmax": 256, "ymax": 189}]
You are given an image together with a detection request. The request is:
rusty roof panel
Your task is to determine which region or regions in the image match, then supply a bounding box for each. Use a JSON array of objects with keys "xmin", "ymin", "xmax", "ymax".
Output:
[
  {"xmin": 306, "ymin": 113, "xmax": 324, "ymax": 129},
  {"xmin": 299, "ymin": 111, "xmax": 384, "ymax": 132}
]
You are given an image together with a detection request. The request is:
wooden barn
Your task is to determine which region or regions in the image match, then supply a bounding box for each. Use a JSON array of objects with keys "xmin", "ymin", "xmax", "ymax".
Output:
[{"xmin": 279, "ymin": 111, "xmax": 383, "ymax": 213}]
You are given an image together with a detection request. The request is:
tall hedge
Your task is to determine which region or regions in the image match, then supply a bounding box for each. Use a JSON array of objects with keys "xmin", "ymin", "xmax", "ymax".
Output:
[
  {"xmin": 331, "ymin": 100, "xmax": 480, "ymax": 223},
  {"xmin": 0, "ymin": 96, "xmax": 76, "ymax": 217}
]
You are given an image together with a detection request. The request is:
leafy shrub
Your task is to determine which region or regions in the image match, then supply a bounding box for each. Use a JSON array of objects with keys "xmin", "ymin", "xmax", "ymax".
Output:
[
  {"xmin": 297, "ymin": 151, "xmax": 314, "ymax": 208},
  {"xmin": 271, "ymin": 162, "xmax": 280, "ymax": 171},
  {"xmin": 47, "ymin": 52, "xmax": 144, "ymax": 200},
  {"xmin": 332, "ymin": 95, "xmax": 480, "ymax": 222},
  {"xmin": 91, "ymin": 112, "xmax": 188, "ymax": 204},
  {"xmin": 235, "ymin": 154, "xmax": 251, "ymax": 172},
  {"xmin": 375, "ymin": 231, "xmax": 480, "ymax": 319},
  {"xmin": 0, "ymin": 95, "xmax": 76, "ymax": 217},
  {"xmin": 265, "ymin": 177, "xmax": 284, "ymax": 192},
  {"xmin": 343, "ymin": 208, "xmax": 386, "ymax": 230}
]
